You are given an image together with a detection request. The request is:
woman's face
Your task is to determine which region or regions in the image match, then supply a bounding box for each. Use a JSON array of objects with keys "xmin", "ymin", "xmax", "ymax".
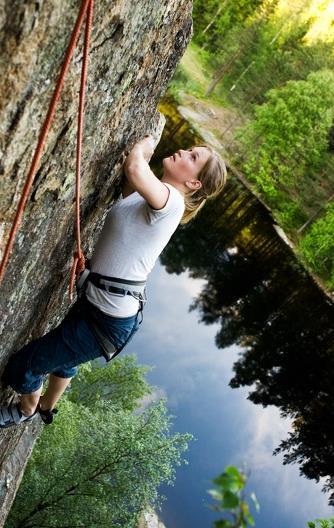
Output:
[{"xmin": 162, "ymin": 146, "xmax": 211, "ymax": 188}]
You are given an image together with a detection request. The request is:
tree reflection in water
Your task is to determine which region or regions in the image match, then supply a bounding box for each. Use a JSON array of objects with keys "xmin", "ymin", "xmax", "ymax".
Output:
[{"xmin": 160, "ymin": 178, "xmax": 334, "ymax": 506}]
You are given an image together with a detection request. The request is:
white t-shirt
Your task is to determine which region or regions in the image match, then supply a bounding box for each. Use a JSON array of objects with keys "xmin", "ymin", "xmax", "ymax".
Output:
[{"xmin": 86, "ymin": 183, "xmax": 185, "ymax": 317}]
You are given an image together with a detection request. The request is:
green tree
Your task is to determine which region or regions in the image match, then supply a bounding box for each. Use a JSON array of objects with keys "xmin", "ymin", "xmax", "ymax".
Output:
[
  {"xmin": 210, "ymin": 15, "xmax": 334, "ymax": 107},
  {"xmin": 235, "ymin": 69, "xmax": 334, "ymax": 229},
  {"xmin": 192, "ymin": 0, "xmax": 334, "ymax": 107},
  {"xmin": 207, "ymin": 466, "xmax": 260, "ymax": 528},
  {"xmin": 192, "ymin": 0, "xmax": 267, "ymax": 55},
  {"xmin": 298, "ymin": 201, "xmax": 334, "ymax": 288},
  {"xmin": 68, "ymin": 354, "xmax": 152, "ymax": 411},
  {"xmin": 5, "ymin": 358, "xmax": 193, "ymax": 528}
]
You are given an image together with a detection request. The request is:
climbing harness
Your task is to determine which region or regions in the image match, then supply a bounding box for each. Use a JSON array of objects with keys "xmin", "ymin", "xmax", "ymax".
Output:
[
  {"xmin": 76, "ymin": 264, "xmax": 147, "ymax": 361},
  {"xmin": 75, "ymin": 289, "xmax": 146, "ymax": 362},
  {"xmin": 76, "ymin": 260, "xmax": 147, "ymax": 305},
  {"xmin": 0, "ymin": 0, "xmax": 94, "ymax": 301}
]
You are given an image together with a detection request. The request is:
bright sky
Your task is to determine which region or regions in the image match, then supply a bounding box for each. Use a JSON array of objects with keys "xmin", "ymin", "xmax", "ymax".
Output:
[{"xmin": 276, "ymin": 0, "xmax": 334, "ymax": 44}]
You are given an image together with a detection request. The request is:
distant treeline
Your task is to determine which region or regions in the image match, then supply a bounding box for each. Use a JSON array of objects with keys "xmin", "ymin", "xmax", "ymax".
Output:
[{"xmin": 183, "ymin": 0, "xmax": 334, "ymax": 289}]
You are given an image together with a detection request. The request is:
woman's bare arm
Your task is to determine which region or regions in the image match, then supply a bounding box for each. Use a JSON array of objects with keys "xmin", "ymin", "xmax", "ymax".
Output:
[
  {"xmin": 123, "ymin": 137, "xmax": 169, "ymax": 209},
  {"xmin": 121, "ymin": 175, "xmax": 136, "ymax": 198}
]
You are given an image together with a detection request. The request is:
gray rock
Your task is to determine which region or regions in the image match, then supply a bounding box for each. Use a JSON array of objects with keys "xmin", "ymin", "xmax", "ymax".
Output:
[
  {"xmin": 0, "ymin": 0, "xmax": 192, "ymax": 522},
  {"xmin": 138, "ymin": 509, "xmax": 167, "ymax": 528}
]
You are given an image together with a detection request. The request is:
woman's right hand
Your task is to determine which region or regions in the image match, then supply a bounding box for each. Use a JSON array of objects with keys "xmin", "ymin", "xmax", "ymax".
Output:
[
  {"xmin": 123, "ymin": 134, "xmax": 169, "ymax": 210},
  {"xmin": 130, "ymin": 135, "xmax": 155, "ymax": 162}
]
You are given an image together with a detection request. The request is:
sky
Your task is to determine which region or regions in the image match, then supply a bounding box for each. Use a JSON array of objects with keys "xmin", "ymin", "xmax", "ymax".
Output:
[{"xmin": 125, "ymin": 261, "xmax": 333, "ymax": 528}]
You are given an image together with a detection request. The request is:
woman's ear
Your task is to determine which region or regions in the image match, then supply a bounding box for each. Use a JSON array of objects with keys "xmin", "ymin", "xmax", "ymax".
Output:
[{"xmin": 185, "ymin": 179, "xmax": 202, "ymax": 191}]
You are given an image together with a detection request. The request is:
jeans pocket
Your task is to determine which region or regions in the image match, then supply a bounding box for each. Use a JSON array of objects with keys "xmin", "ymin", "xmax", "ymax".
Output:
[
  {"xmin": 124, "ymin": 318, "xmax": 141, "ymax": 346},
  {"xmin": 113, "ymin": 317, "xmax": 140, "ymax": 353}
]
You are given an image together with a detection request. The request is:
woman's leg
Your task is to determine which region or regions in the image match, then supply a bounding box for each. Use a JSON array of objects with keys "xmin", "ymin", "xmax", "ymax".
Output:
[
  {"xmin": 19, "ymin": 386, "xmax": 43, "ymax": 416},
  {"xmin": 19, "ymin": 374, "xmax": 72, "ymax": 416},
  {"xmin": 39, "ymin": 374, "xmax": 72, "ymax": 411},
  {"xmin": 1, "ymin": 298, "xmax": 142, "ymax": 428}
]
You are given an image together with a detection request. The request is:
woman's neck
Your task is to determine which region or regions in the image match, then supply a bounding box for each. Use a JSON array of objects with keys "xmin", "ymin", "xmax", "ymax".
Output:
[{"xmin": 161, "ymin": 177, "xmax": 186, "ymax": 197}]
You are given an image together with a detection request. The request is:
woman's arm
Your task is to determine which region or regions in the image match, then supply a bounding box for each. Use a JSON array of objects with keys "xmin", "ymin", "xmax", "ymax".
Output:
[
  {"xmin": 121, "ymin": 176, "xmax": 136, "ymax": 198},
  {"xmin": 123, "ymin": 136, "xmax": 169, "ymax": 209}
]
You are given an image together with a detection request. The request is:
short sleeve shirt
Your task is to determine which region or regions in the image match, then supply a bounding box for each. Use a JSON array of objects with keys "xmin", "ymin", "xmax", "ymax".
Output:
[{"xmin": 85, "ymin": 183, "xmax": 185, "ymax": 317}]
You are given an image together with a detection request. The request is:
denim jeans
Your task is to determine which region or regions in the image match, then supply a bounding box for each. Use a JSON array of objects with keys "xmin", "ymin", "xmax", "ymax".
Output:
[{"xmin": 3, "ymin": 297, "xmax": 142, "ymax": 394}]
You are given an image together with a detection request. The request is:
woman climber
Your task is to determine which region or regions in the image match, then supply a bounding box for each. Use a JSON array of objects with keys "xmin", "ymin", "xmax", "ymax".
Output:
[{"xmin": 0, "ymin": 135, "xmax": 227, "ymax": 428}]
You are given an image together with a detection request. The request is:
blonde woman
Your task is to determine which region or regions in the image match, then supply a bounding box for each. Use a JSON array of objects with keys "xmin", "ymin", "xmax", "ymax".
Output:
[{"xmin": 1, "ymin": 136, "xmax": 227, "ymax": 428}]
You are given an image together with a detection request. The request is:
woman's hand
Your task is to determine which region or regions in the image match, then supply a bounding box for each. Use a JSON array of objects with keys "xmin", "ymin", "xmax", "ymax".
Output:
[
  {"xmin": 123, "ymin": 134, "xmax": 169, "ymax": 210},
  {"xmin": 128, "ymin": 135, "xmax": 155, "ymax": 163}
]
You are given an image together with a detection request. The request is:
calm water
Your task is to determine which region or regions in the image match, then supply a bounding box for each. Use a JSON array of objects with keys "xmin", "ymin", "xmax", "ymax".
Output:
[
  {"xmin": 126, "ymin": 263, "xmax": 333, "ymax": 527},
  {"xmin": 125, "ymin": 97, "xmax": 334, "ymax": 527}
]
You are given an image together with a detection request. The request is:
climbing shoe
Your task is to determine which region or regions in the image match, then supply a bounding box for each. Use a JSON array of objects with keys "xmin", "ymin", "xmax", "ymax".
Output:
[
  {"xmin": 0, "ymin": 403, "xmax": 38, "ymax": 429},
  {"xmin": 38, "ymin": 406, "xmax": 58, "ymax": 425}
]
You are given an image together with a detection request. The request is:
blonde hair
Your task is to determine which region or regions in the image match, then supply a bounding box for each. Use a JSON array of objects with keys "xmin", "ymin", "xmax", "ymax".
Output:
[{"xmin": 181, "ymin": 144, "xmax": 227, "ymax": 224}]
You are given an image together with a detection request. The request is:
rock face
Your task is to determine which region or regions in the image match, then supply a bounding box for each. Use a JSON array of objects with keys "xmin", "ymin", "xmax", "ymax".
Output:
[
  {"xmin": 0, "ymin": 0, "xmax": 192, "ymax": 523},
  {"xmin": 138, "ymin": 508, "xmax": 167, "ymax": 528}
]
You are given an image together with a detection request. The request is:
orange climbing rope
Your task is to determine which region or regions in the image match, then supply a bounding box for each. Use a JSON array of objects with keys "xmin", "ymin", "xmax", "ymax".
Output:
[
  {"xmin": 69, "ymin": 0, "xmax": 94, "ymax": 300},
  {"xmin": 0, "ymin": 0, "xmax": 94, "ymax": 301}
]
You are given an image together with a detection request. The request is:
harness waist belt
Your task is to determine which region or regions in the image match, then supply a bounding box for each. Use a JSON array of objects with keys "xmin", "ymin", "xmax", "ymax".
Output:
[
  {"xmin": 89, "ymin": 273, "xmax": 146, "ymax": 295},
  {"xmin": 76, "ymin": 268, "xmax": 147, "ymax": 302}
]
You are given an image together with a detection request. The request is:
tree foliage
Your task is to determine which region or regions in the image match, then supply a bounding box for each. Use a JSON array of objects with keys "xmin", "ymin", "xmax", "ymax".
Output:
[
  {"xmin": 5, "ymin": 358, "xmax": 193, "ymax": 528},
  {"xmin": 298, "ymin": 201, "xmax": 334, "ymax": 288},
  {"xmin": 192, "ymin": 0, "xmax": 268, "ymax": 56},
  {"xmin": 307, "ymin": 518, "xmax": 334, "ymax": 528},
  {"xmin": 235, "ymin": 69, "xmax": 334, "ymax": 229},
  {"xmin": 68, "ymin": 354, "xmax": 152, "ymax": 411},
  {"xmin": 192, "ymin": 0, "xmax": 334, "ymax": 105},
  {"xmin": 207, "ymin": 466, "xmax": 260, "ymax": 528}
]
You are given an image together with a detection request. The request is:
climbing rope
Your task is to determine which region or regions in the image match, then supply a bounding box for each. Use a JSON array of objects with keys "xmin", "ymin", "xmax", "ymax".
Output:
[
  {"xmin": 0, "ymin": 0, "xmax": 94, "ymax": 302},
  {"xmin": 69, "ymin": 0, "xmax": 94, "ymax": 301}
]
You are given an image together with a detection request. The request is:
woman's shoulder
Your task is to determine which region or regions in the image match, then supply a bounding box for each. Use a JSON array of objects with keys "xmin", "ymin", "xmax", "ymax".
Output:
[
  {"xmin": 144, "ymin": 182, "xmax": 185, "ymax": 224},
  {"xmin": 161, "ymin": 183, "xmax": 185, "ymax": 209}
]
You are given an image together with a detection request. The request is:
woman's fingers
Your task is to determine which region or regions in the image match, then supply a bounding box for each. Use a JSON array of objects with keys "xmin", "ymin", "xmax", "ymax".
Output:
[
  {"xmin": 123, "ymin": 135, "xmax": 155, "ymax": 166},
  {"xmin": 134, "ymin": 136, "xmax": 155, "ymax": 161}
]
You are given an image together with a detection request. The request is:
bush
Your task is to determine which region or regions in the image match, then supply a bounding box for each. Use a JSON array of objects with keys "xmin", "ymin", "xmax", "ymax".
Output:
[
  {"xmin": 235, "ymin": 69, "xmax": 334, "ymax": 228},
  {"xmin": 5, "ymin": 357, "xmax": 193, "ymax": 528},
  {"xmin": 298, "ymin": 201, "xmax": 334, "ymax": 287}
]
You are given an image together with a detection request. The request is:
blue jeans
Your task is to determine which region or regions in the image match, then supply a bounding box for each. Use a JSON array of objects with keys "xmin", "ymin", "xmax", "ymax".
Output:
[{"xmin": 3, "ymin": 297, "xmax": 142, "ymax": 394}]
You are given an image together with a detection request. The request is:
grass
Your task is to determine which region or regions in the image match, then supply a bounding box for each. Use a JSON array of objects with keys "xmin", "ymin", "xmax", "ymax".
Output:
[
  {"xmin": 169, "ymin": 41, "xmax": 230, "ymax": 108},
  {"xmin": 180, "ymin": 42, "xmax": 211, "ymax": 92}
]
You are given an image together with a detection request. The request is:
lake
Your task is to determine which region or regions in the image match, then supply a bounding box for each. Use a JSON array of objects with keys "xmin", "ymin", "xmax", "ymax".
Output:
[{"xmin": 125, "ymin": 97, "xmax": 334, "ymax": 527}]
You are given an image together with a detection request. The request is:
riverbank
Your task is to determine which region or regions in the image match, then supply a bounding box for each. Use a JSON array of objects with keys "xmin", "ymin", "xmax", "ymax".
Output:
[{"xmin": 165, "ymin": 44, "xmax": 334, "ymax": 303}]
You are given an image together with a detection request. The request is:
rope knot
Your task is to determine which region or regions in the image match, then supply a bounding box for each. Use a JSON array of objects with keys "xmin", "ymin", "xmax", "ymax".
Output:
[
  {"xmin": 76, "ymin": 251, "xmax": 86, "ymax": 275},
  {"xmin": 69, "ymin": 250, "xmax": 86, "ymax": 302}
]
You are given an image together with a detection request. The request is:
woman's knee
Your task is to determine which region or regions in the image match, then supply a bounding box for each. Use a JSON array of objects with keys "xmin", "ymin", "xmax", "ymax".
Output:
[
  {"xmin": 2, "ymin": 348, "xmax": 45, "ymax": 394},
  {"xmin": 52, "ymin": 366, "xmax": 78, "ymax": 378}
]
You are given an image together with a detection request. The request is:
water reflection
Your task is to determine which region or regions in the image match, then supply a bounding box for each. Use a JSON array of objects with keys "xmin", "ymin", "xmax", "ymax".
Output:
[{"xmin": 154, "ymin": 96, "xmax": 334, "ymax": 506}]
